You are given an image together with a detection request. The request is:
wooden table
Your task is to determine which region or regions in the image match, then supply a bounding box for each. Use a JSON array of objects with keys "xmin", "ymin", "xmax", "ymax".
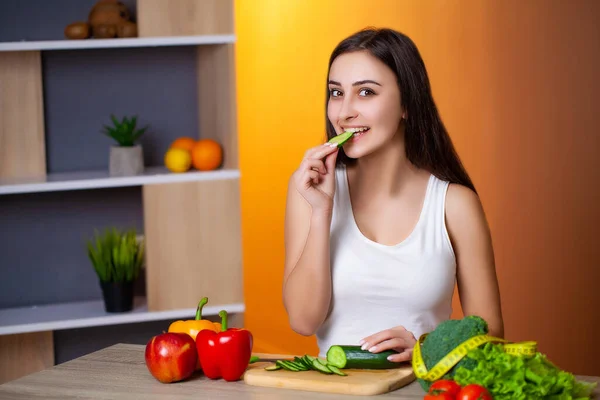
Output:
[{"xmin": 0, "ymin": 343, "xmax": 598, "ymax": 399}]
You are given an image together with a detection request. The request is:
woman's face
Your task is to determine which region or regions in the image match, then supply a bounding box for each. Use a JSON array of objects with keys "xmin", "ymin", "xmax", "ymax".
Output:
[{"xmin": 327, "ymin": 50, "xmax": 404, "ymax": 160}]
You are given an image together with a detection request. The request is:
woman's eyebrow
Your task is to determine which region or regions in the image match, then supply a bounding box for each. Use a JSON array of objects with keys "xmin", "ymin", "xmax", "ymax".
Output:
[{"xmin": 327, "ymin": 79, "xmax": 382, "ymax": 86}]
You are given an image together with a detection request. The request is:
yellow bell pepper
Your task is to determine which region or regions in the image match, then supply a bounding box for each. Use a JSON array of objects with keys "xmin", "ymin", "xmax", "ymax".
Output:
[{"xmin": 168, "ymin": 297, "xmax": 221, "ymax": 340}]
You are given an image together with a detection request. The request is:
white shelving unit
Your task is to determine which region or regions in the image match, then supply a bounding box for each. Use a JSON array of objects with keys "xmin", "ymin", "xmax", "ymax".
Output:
[
  {"xmin": 0, "ymin": 166, "xmax": 240, "ymax": 195},
  {"xmin": 0, "ymin": 34, "xmax": 235, "ymax": 52},
  {"xmin": 0, "ymin": 297, "xmax": 245, "ymax": 335}
]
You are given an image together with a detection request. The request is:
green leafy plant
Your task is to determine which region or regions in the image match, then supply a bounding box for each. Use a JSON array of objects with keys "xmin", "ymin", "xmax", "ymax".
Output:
[
  {"xmin": 417, "ymin": 316, "xmax": 597, "ymax": 399},
  {"xmin": 86, "ymin": 228, "xmax": 144, "ymax": 283},
  {"xmin": 102, "ymin": 115, "xmax": 148, "ymax": 147},
  {"xmin": 454, "ymin": 342, "xmax": 597, "ymax": 399}
]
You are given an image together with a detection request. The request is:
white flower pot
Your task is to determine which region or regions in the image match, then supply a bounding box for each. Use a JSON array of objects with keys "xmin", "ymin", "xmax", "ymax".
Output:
[{"xmin": 109, "ymin": 145, "xmax": 144, "ymax": 176}]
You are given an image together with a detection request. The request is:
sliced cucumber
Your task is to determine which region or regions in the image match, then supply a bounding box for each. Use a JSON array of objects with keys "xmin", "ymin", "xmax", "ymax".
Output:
[
  {"xmin": 304, "ymin": 355, "xmax": 317, "ymax": 364},
  {"xmin": 310, "ymin": 358, "xmax": 333, "ymax": 374},
  {"xmin": 298, "ymin": 356, "xmax": 314, "ymax": 370},
  {"xmin": 277, "ymin": 360, "xmax": 300, "ymax": 371},
  {"xmin": 326, "ymin": 364, "xmax": 347, "ymax": 376},
  {"xmin": 291, "ymin": 359, "xmax": 309, "ymax": 371},
  {"xmin": 328, "ymin": 131, "xmax": 354, "ymax": 146},
  {"xmin": 294, "ymin": 356, "xmax": 311, "ymax": 370},
  {"xmin": 263, "ymin": 353, "xmax": 349, "ymax": 376},
  {"xmin": 326, "ymin": 345, "xmax": 399, "ymax": 369}
]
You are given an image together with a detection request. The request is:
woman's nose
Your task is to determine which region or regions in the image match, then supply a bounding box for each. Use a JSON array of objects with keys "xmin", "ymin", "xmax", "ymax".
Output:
[{"xmin": 338, "ymin": 97, "xmax": 358, "ymax": 121}]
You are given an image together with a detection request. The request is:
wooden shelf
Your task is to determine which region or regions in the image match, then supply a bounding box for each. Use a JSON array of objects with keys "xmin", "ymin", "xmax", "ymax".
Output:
[
  {"xmin": 0, "ymin": 166, "xmax": 240, "ymax": 195},
  {"xmin": 0, "ymin": 297, "xmax": 245, "ymax": 335},
  {"xmin": 0, "ymin": 0, "xmax": 243, "ymax": 383},
  {"xmin": 0, "ymin": 35, "xmax": 235, "ymax": 52}
]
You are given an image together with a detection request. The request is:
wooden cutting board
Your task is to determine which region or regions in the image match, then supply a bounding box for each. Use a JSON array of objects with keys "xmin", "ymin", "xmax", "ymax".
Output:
[{"xmin": 243, "ymin": 356, "xmax": 415, "ymax": 396}]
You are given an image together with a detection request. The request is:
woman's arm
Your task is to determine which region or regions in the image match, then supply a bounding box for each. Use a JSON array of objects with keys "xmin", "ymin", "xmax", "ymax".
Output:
[
  {"xmin": 282, "ymin": 176, "xmax": 334, "ymax": 336},
  {"xmin": 445, "ymin": 184, "xmax": 504, "ymax": 338}
]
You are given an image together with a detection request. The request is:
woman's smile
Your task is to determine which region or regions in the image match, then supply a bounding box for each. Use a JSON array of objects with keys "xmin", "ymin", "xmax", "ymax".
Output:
[{"xmin": 342, "ymin": 126, "xmax": 371, "ymax": 142}]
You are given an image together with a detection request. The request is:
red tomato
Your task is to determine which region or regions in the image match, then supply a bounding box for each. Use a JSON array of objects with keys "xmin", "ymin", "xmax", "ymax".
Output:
[
  {"xmin": 429, "ymin": 379, "xmax": 462, "ymax": 397},
  {"xmin": 424, "ymin": 393, "xmax": 455, "ymax": 400},
  {"xmin": 456, "ymin": 384, "xmax": 493, "ymax": 400}
]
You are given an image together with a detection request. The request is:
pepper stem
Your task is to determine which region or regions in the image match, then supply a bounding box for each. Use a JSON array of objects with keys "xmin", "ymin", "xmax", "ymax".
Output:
[
  {"xmin": 219, "ymin": 310, "xmax": 228, "ymax": 331},
  {"xmin": 195, "ymin": 297, "xmax": 208, "ymax": 320}
]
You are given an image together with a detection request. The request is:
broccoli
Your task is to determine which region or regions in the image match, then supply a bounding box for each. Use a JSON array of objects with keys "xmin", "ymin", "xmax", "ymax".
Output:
[
  {"xmin": 416, "ymin": 316, "xmax": 597, "ymax": 399},
  {"xmin": 417, "ymin": 315, "xmax": 489, "ymax": 391}
]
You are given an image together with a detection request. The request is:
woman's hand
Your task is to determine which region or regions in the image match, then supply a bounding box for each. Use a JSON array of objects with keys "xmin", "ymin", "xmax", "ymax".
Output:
[
  {"xmin": 359, "ymin": 326, "xmax": 417, "ymax": 362},
  {"xmin": 292, "ymin": 142, "xmax": 339, "ymax": 213}
]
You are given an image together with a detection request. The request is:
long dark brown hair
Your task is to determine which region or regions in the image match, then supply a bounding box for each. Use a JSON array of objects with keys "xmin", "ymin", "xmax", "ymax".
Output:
[{"xmin": 325, "ymin": 28, "xmax": 476, "ymax": 193}]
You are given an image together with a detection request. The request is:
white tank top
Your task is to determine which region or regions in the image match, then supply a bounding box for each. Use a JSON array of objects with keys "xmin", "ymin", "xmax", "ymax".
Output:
[{"xmin": 315, "ymin": 165, "xmax": 457, "ymax": 357}]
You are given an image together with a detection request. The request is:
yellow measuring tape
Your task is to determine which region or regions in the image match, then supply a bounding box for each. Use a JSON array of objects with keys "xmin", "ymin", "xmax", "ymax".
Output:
[{"xmin": 412, "ymin": 334, "xmax": 538, "ymax": 381}]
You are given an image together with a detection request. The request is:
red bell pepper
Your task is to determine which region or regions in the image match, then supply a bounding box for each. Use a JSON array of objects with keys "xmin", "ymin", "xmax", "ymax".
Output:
[{"xmin": 195, "ymin": 309, "xmax": 253, "ymax": 381}]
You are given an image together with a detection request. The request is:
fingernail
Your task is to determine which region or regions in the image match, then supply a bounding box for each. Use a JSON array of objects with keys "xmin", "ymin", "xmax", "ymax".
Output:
[
  {"xmin": 328, "ymin": 143, "xmax": 338, "ymax": 148},
  {"xmin": 387, "ymin": 355, "xmax": 393, "ymax": 361},
  {"xmin": 358, "ymin": 339, "xmax": 365, "ymax": 346},
  {"xmin": 361, "ymin": 343, "xmax": 368, "ymax": 350},
  {"xmin": 368, "ymin": 346, "xmax": 377, "ymax": 352}
]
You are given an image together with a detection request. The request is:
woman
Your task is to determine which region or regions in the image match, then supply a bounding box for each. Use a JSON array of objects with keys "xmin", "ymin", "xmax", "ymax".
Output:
[{"xmin": 283, "ymin": 28, "xmax": 503, "ymax": 362}]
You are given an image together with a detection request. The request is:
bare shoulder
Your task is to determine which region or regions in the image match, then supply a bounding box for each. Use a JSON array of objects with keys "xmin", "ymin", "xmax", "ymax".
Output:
[
  {"xmin": 445, "ymin": 183, "xmax": 486, "ymax": 224},
  {"xmin": 444, "ymin": 183, "xmax": 492, "ymax": 248}
]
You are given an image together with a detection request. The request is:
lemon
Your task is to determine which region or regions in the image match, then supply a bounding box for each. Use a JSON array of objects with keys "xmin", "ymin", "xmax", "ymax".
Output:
[{"xmin": 164, "ymin": 148, "xmax": 192, "ymax": 173}]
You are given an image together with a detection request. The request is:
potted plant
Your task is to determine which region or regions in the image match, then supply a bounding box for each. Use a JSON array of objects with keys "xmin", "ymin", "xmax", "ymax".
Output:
[
  {"xmin": 86, "ymin": 227, "xmax": 145, "ymax": 313},
  {"xmin": 102, "ymin": 114, "xmax": 148, "ymax": 176}
]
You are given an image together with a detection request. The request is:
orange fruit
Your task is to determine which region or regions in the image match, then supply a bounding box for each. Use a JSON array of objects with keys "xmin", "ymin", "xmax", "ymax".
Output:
[
  {"xmin": 191, "ymin": 139, "xmax": 223, "ymax": 171},
  {"xmin": 164, "ymin": 148, "xmax": 192, "ymax": 173},
  {"xmin": 170, "ymin": 137, "xmax": 197, "ymax": 152}
]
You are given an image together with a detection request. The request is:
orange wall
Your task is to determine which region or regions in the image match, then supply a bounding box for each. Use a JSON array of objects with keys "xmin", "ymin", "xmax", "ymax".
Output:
[{"xmin": 235, "ymin": 0, "xmax": 600, "ymax": 375}]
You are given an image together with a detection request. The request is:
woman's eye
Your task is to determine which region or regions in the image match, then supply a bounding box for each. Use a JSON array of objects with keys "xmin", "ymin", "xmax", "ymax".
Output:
[
  {"xmin": 330, "ymin": 89, "xmax": 342, "ymax": 97},
  {"xmin": 359, "ymin": 88, "xmax": 375, "ymax": 96}
]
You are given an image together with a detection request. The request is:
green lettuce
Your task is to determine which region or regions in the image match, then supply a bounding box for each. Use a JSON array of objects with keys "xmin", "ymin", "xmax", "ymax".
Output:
[{"xmin": 454, "ymin": 343, "xmax": 597, "ymax": 400}]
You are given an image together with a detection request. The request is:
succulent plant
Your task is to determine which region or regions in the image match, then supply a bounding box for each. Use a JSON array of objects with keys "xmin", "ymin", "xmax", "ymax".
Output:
[
  {"xmin": 102, "ymin": 115, "xmax": 147, "ymax": 147},
  {"xmin": 86, "ymin": 227, "xmax": 144, "ymax": 283}
]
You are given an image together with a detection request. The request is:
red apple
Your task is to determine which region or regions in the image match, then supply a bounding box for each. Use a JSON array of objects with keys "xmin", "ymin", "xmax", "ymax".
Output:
[{"xmin": 144, "ymin": 332, "xmax": 198, "ymax": 383}]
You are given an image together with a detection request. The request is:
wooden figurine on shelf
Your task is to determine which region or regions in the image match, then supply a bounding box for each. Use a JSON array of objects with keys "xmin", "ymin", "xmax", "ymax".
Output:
[{"xmin": 64, "ymin": 0, "xmax": 137, "ymax": 40}]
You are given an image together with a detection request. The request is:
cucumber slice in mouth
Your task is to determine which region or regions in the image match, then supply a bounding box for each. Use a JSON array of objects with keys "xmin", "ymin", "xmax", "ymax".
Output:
[{"xmin": 328, "ymin": 131, "xmax": 354, "ymax": 146}]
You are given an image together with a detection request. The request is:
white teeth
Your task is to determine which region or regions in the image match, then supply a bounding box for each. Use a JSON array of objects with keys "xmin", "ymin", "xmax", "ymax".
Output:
[{"xmin": 345, "ymin": 127, "xmax": 369, "ymax": 133}]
